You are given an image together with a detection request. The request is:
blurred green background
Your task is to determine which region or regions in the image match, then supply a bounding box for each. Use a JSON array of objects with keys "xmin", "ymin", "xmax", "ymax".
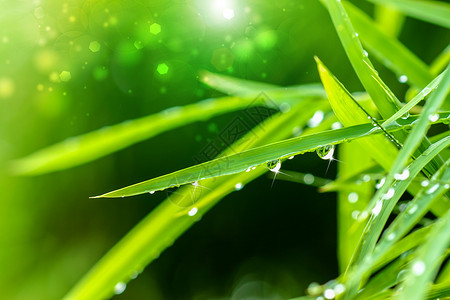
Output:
[{"xmin": 0, "ymin": 0, "xmax": 448, "ymax": 299}]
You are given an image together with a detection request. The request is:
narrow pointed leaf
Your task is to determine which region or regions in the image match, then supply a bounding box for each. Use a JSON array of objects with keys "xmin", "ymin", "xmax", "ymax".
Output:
[
  {"xmin": 366, "ymin": 0, "xmax": 450, "ymax": 29},
  {"xmin": 92, "ymin": 114, "xmax": 449, "ymax": 198},
  {"xmin": 11, "ymin": 86, "xmax": 323, "ymax": 175}
]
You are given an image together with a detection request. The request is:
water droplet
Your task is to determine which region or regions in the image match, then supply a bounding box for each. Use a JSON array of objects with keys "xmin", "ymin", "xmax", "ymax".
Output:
[
  {"xmin": 384, "ymin": 187, "xmax": 395, "ymax": 200},
  {"xmin": 363, "ymin": 49, "xmax": 368, "ymax": 57},
  {"xmin": 114, "ymin": 282, "xmax": 126, "ymax": 294},
  {"xmin": 428, "ymin": 113, "xmax": 439, "ymax": 122},
  {"xmin": 401, "ymin": 112, "xmax": 410, "ymax": 120},
  {"xmin": 308, "ymin": 110, "xmax": 324, "ymax": 128},
  {"xmin": 421, "ymin": 180, "xmax": 429, "ymax": 187},
  {"xmin": 316, "ymin": 145, "xmax": 335, "ymax": 160},
  {"xmin": 372, "ymin": 201, "xmax": 383, "ymax": 216},
  {"xmin": 334, "ymin": 283, "xmax": 345, "ymax": 295},
  {"xmin": 303, "ymin": 173, "xmax": 315, "ymax": 185},
  {"xmin": 331, "ymin": 122, "xmax": 342, "ymax": 129},
  {"xmin": 149, "ymin": 191, "xmax": 155, "ymax": 194},
  {"xmin": 358, "ymin": 211, "xmax": 369, "ymax": 221},
  {"xmin": 362, "ymin": 175, "xmax": 371, "ymax": 182},
  {"xmin": 412, "ymin": 261, "xmax": 426, "ymax": 276},
  {"xmin": 246, "ymin": 167, "xmax": 251, "ymax": 172},
  {"xmin": 268, "ymin": 160, "xmax": 281, "ymax": 173},
  {"xmin": 192, "ymin": 181, "xmax": 200, "ymax": 187},
  {"xmin": 130, "ymin": 270, "xmax": 140, "ymax": 279},
  {"xmin": 376, "ymin": 177, "xmax": 386, "ymax": 189},
  {"xmin": 188, "ymin": 207, "xmax": 198, "ymax": 216},
  {"xmin": 386, "ymin": 233, "xmax": 396, "ymax": 241},
  {"xmin": 288, "ymin": 156, "xmax": 294, "ymax": 160},
  {"xmin": 398, "ymin": 75, "xmax": 408, "ymax": 83},
  {"xmin": 235, "ymin": 183, "xmax": 243, "ymax": 191},
  {"xmin": 426, "ymin": 183, "xmax": 439, "ymax": 194},
  {"xmin": 324, "ymin": 288, "xmax": 335, "ymax": 299},
  {"xmin": 445, "ymin": 184, "xmax": 449, "ymax": 189},
  {"xmin": 307, "ymin": 282, "xmax": 322, "ymax": 295},
  {"xmin": 348, "ymin": 192, "xmax": 359, "ymax": 203},
  {"xmin": 408, "ymin": 204, "xmax": 418, "ymax": 215},
  {"xmin": 399, "ymin": 203, "xmax": 408, "ymax": 212},
  {"xmin": 280, "ymin": 102, "xmax": 291, "ymax": 113},
  {"xmin": 394, "ymin": 168, "xmax": 410, "ymax": 180},
  {"xmin": 351, "ymin": 210, "xmax": 360, "ymax": 220},
  {"xmin": 397, "ymin": 269, "xmax": 407, "ymax": 281}
]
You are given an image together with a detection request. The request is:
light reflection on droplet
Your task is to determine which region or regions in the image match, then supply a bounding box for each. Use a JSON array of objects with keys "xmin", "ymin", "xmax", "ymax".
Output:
[
  {"xmin": 188, "ymin": 207, "xmax": 198, "ymax": 216},
  {"xmin": 372, "ymin": 201, "xmax": 383, "ymax": 216},
  {"xmin": 308, "ymin": 110, "xmax": 324, "ymax": 128},
  {"xmin": 428, "ymin": 113, "xmax": 439, "ymax": 122},
  {"xmin": 114, "ymin": 282, "xmax": 126, "ymax": 295},
  {"xmin": 316, "ymin": 145, "xmax": 335, "ymax": 160},
  {"xmin": 426, "ymin": 183, "xmax": 439, "ymax": 194},
  {"xmin": 331, "ymin": 122, "xmax": 342, "ymax": 130},
  {"xmin": 333, "ymin": 283, "xmax": 346, "ymax": 295},
  {"xmin": 394, "ymin": 168, "xmax": 409, "ymax": 180},
  {"xmin": 408, "ymin": 204, "xmax": 418, "ymax": 215},
  {"xmin": 324, "ymin": 288, "xmax": 335, "ymax": 299},
  {"xmin": 235, "ymin": 183, "xmax": 243, "ymax": 191},
  {"xmin": 348, "ymin": 192, "xmax": 358, "ymax": 203},
  {"xmin": 384, "ymin": 187, "xmax": 395, "ymax": 200},
  {"xmin": 398, "ymin": 75, "xmax": 408, "ymax": 83},
  {"xmin": 376, "ymin": 177, "xmax": 385, "ymax": 189},
  {"xmin": 412, "ymin": 261, "xmax": 426, "ymax": 276},
  {"xmin": 303, "ymin": 173, "xmax": 315, "ymax": 185},
  {"xmin": 386, "ymin": 233, "xmax": 396, "ymax": 241}
]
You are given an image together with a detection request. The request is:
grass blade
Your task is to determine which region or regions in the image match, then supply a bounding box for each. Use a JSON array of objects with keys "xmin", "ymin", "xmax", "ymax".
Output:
[
  {"xmin": 92, "ymin": 113, "xmax": 449, "ymax": 198},
  {"xmin": 323, "ymin": 0, "xmax": 402, "ymax": 119},
  {"xmin": 200, "ymin": 70, "xmax": 326, "ymax": 99},
  {"xmin": 64, "ymin": 98, "xmax": 330, "ymax": 300},
  {"xmin": 11, "ymin": 87, "xmax": 323, "ymax": 175},
  {"xmin": 366, "ymin": 0, "xmax": 450, "ymax": 29},
  {"xmin": 396, "ymin": 208, "xmax": 450, "ymax": 300},
  {"xmin": 344, "ymin": 1, "xmax": 433, "ymax": 89},
  {"xmin": 343, "ymin": 142, "xmax": 450, "ymax": 296},
  {"xmin": 336, "ymin": 141, "xmax": 373, "ymax": 272}
]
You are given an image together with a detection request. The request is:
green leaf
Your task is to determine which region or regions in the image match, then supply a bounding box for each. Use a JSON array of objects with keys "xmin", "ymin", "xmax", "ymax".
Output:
[
  {"xmin": 336, "ymin": 141, "xmax": 373, "ymax": 272},
  {"xmin": 366, "ymin": 0, "xmax": 450, "ymax": 29},
  {"xmin": 342, "ymin": 141, "xmax": 450, "ymax": 296},
  {"xmin": 341, "ymin": 62, "xmax": 450, "ymax": 296},
  {"xmin": 396, "ymin": 208, "xmax": 450, "ymax": 300},
  {"xmin": 11, "ymin": 86, "xmax": 324, "ymax": 175},
  {"xmin": 344, "ymin": 1, "xmax": 433, "ymax": 89},
  {"xmin": 323, "ymin": 0, "xmax": 403, "ymax": 119},
  {"xmin": 92, "ymin": 113, "xmax": 449, "ymax": 198},
  {"xmin": 63, "ymin": 98, "xmax": 331, "ymax": 300},
  {"xmin": 200, "ymin": 70, "xmax": 326, "ymax": 99}
]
